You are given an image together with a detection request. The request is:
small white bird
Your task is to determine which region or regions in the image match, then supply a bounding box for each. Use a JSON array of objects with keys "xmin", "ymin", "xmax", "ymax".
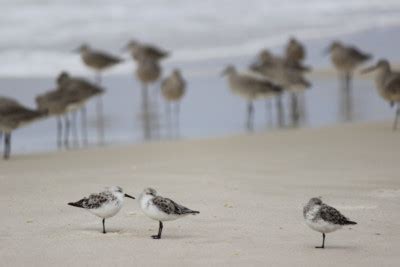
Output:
[
  {"xmin": 139, "ymin": 188, "xmax": 200, "ymax": 239},
  {"xmin": 68, "ymin": 186, "xmax": 135, "ymax": 234},
  {"xmin": 303, "ymin": 197, "xmax": 357, "ymax": 248}
]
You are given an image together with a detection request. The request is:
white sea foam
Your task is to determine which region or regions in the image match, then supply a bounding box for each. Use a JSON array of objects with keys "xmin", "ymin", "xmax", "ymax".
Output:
[{"xmin": 1, "ymin": 0, "xmax": 400, "ymax": 76}]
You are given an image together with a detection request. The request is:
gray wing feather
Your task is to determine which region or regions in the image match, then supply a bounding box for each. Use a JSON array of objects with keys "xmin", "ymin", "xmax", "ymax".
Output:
[
  {"xmin": 319, "ymin": 204, "xmax": 352, "ymax": 225},
  {"xmin": 152, "ymin": 196, "xmax": 198, "ymax": 215}
]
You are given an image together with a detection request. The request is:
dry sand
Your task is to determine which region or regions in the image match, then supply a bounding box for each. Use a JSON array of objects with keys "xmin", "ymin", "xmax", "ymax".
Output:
[{"xmin": 0, "ymin": 122, "xmax": 399, "ymax": 266}]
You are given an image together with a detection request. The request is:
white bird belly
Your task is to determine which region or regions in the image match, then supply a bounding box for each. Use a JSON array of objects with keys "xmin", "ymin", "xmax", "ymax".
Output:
[
  {"xmin": 306, "ymin": 219, "xmax": 342, "ymax": 233},
  {"xmin": 142, "ymin": 202, "xmax": 180, "ymax": 222},
  {"xmin": 89, "ymin": 202, "xmax": 122, "ymax": 219}
]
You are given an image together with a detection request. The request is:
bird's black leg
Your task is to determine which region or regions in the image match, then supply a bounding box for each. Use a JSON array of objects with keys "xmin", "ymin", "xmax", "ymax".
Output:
[
  {"xmin": 4, "ymin": 133, "xmax": 11, "ymax": 159},
  {"xmin": 102, "ymin": 218, "xmax": 106, "ymax": 234},
  {"xmin": 276, "ymin": 94, "xmax": 284, "ymax": 127},
  {"xmin": 246, "ymin": 101, "xmax": 254, "ymax": 131},
  {"xmin": 64, "ymin": 114, "xmax": 71, "ymax": 149},
  {"xmin": 393, "ymin": 103, "xmax": 400, "ymax": 131},
  {"xmin": 81, "ymin": 107, "xmax": 88, "ymax": 146},
  {"xmin": 57, "ymin": 116, "xmax": 62, "ymax": 149},
  {"xmin": 152, "ymin": 221, "xmax": 163, "ymax": 239},
  {"xmin": 315, "ymin": 233, "xmax": 325, "ymax": 249}
]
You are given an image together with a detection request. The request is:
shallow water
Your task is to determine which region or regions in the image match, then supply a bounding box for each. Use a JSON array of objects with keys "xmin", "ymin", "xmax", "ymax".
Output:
[{"xmin": 0, "ymin": 69, "xmax": 393, "ymax": 155}]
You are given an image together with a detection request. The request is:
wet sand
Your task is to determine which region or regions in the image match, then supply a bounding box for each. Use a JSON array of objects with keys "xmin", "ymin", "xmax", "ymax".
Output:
[{"xmin": 0, "ymin": 121, "xmax": 399, "ymax": 266}]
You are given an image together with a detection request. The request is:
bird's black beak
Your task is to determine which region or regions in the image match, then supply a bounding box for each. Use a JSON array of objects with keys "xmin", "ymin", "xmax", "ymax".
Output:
[{"xmin": 124, "ymin": 194, "xmax": 135, "ymax": 199}]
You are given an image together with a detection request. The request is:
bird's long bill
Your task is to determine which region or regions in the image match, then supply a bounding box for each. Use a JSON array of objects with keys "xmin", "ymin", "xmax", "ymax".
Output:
[
  {"xmin": 361, "ymin": 65, "xmax": 377, "ymax": 74},
  {"xmin": 124, "ymin": 194, "xmax": 136, "ymax": 199}
]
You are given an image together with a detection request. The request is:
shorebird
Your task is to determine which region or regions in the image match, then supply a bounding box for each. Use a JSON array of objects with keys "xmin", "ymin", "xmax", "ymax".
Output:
[
  {"xmin": 139, "ymin": 188, "xmax": 199, "ymax": 239},
  {"xmin": 161, "ymin": 69, "xmax": 186, "ymax": 131},
  {"xmin": 74, "ymin": 44, "xmax": 123, "ymax": 84},
  {"xmin": 0, "ymin": 97, "xmax": 46, "ymax": 159},
  {"xmin": 222, "ymin": 65, "xmax": 283, "ymax": 130},
  {"xmin": 250, "ymin": 50, "xmax": 311, "ymax": 126},
  {"xmin": 124, "ymin": 40, "xmax": 169, "ymax": 62},
  {"xmin": 303, "ymin": 197, "xmax": 357, "ymax": 249},
  {"xmin": 326, "ymin": 41, "xmax": 371, "ymax": 119},
  {"xmin": 74, "ymin": 44, "xmax": 122, "ymax": 144},
  {"xmin": 285, "ymin": 37, "xmax": 306, "ymax": 65},
  {"xmin": 362, "ymin": 59, "xmax": 400, "ymax": 130},
  {"xmin": 68, "ymin": 186, "xmax": 135, "ymax": 234}
]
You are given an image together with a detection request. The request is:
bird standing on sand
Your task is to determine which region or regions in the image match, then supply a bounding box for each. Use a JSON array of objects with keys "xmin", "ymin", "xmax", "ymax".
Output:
[
  {"xmin": 124, "ymin": 40, "xmax": 169, "ymax": 62},
  {"xmin": 0, "ymin": 97, "xmax": 46, "ymax": 159},
  {"xmin": 139, "ymin": 188, "xmax": 199, "ymax": 239},
  {"xmin": 222, "ymin": 65, "xmax": 283, "ymax": 130},
  {"xmin": 75, "ymin": 44, "xmax": 123, "ymax": 144},
  {"xmin": 161, "ymin": 69, "xmax": 186, "ymax": 132},
  {"xmin": 68, "ymin": 186, "xmax": 135, "ymax": 234},
  {"xmin": 326, "ymin": 41, "xmax": 371, "ymax": 120},
  {"xmin": 362, "ymin": 59, "xmax": 400, "ymax": 130},
  {"xmin": 303, "ymin": 197, "xmax": 357, "ymax": 249}
]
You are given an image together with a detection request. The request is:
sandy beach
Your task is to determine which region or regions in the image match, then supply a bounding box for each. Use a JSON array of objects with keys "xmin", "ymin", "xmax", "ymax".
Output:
[{"xmin": 1, "ymin": 121, "xmax": 399, "ymax": 266}]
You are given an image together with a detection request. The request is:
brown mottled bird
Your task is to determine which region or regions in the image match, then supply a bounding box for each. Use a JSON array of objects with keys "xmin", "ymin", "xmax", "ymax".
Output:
[
  {"xmin": 285, "ymin": 37, "xmax": 306, "ymax": 64},
  {"xmin": 0, "ymin": 97, "xmax": 47, "ymax": 159},
  {"xmin": 36, "ymin": 72, "xmax": 104, "ymax": 148},
  {"xmin": 222, "ymin": 65, "xmax": 283, "ymax": 130},
  {"xmin": 161, "ymin": 69, "xmax": 186, "ymax": 131},
  {"xmin": 75, "ymin": 44, "xmax": 123, "ymax": 84},
  {"xmin": 362, "ymin": 59, "xmax": 400, "ymax": 130},
  {"xmin": 124, "ymin": 40, "xmax": 169, "ymax": 62}
]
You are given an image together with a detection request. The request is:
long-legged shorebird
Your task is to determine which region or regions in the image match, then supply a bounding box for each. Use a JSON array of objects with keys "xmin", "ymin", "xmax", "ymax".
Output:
[
  {"xmin": 285, "ymin": 37, "xmax": 305, "ymax": 63},
  {"xmin": 303, "ymin": 198, "xmax": 357, "ymax": 249},
  {"xmin": 326, "ymin": 41, "xmax": 371, "ymax": 119},
  {"xmin": 75, "ymin": 43, "xmax": 123, "ymax": 144},
  {"xmin": 0, "ymin": 97, "xmax": 47, "ymax": 159},
  {"xmin": 222, "ymin": 65, "xmax": 283, "ymax": 130},
  {"xmin": 250, "ymin": 50, "xmax": 311, "ymax": 126},
  {"xmin": 362, "ymin": 59, "xmax": 400, "ymax": 130},
  {"xmin": 36, "ymin": 72, "xmax": 104, "ymax": 148},
  {"xmin": 139, "ymin": 188, "xmax": 199, "ymax": 239},
  {"xmin": 123, "ymin": 40, "xmax": 169, "ymax": 62},
  {"xmin": 161, "ymin": 69, "xmax": 186, "ymax": 133},
  {"xmin": 68, "ymin": 186, "xmax": 135, "ymax": 234}
]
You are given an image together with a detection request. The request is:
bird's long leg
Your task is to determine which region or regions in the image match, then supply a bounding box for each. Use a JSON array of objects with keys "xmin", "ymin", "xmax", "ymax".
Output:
[
  {"xmin": 344, "ymin": 71, "xmax": 353, "ymax": 121},
  {"xmin": 71, "ymin": 111, "xmax": 79, "ymax": 148},
  {"xmin": 165, "ymin": 101, "xmax": 172, "ymax": 138},
  {"xmin": 3, "ymin": 133, "xmax": 11, "ymax": 159},
  {"xmin": 315, "ymin": 233, "xmax": 326, "ymax": 249},
  {"xmin": 96, "ymin": 96, "xmax": 105, "ymax": 146},
  {"xmin": 246, "ymin": 101, "xmax": 254, "ymax": 131},
  {"xmin": 102, "ymin": 218, "xmax": 106, "ymax": 234},
  {"xmin": 81, "ymin": 106, "xmax": 88, "ymax": 146},
  {"xmin": 174, "ymin": 102, "xmax": 180, "ymax": 138},
  {"xmin": 57, "ymin": 116, "xmax": 62, "ymax": 149},
  {"xmin": 265, "ymin": 99, "xmax": 272, "ymax": 127},
  {"xmin": 290, "ymin": 92, "xmax": 300, "ymax": 126},
  {"xmin": 152, "ymin": 221, "xmax": 163, "ymax": 239},
  {"xmin": 64, "ymin": 114, "xmax": 70, "ymax": 149},
  {"xmin": 276, "ymin": 94, "xmax": 284, "ymax": 127},
  {"xmin": 393, "ymin": 103, "xmax": 400, "ymax": 131}
]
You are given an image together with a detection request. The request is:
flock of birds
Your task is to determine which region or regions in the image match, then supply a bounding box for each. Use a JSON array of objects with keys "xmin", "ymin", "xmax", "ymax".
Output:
[
  {"xmin": 1, "ymin": 37, "xmax": 400, "ymax": 159},
  {"xmin": 68, "ymin": 186, "xmax": 356, "ymax": 248}
]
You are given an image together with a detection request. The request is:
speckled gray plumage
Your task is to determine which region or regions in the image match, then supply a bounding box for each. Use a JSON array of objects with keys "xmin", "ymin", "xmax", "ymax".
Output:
[
  {"xmin": 69, "ymin": 191, "xmax": 117, "ymax": 209},
  {"xmin": 152, "ymin": 196, "xmax": 199, "ymax": 215}
]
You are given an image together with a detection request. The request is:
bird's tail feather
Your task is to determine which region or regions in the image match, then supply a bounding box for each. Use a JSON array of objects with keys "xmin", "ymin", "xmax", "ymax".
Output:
[
  {"xmin": 68, "ymin": 199, "xmax": 86, "ymax": 208},
  {"xmin": 345, "ymin": 220, "xmax": 357, "ymax": 225}
]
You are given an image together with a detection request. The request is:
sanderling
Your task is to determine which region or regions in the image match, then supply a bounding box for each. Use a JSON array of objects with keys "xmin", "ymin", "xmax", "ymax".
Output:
[
  {"xmin": 139, "ymin": 188, "xmax": 200, "ymax": 239},
  {"xmin": 68, "ymin": 186, "xmax": 135, "ymax": 234},
  {"xmin": 303, "ymin": 197, "xmax": 357, "ymax": 248}
]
